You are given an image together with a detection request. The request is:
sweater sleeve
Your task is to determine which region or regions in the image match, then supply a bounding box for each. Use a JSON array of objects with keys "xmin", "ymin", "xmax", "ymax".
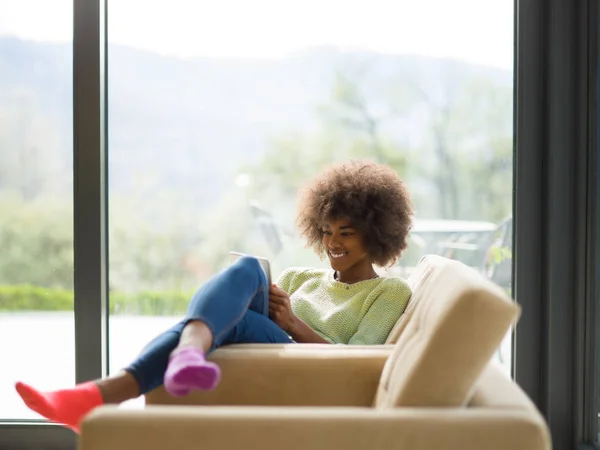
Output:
[
  {"xmin": 275, "ymin": 267, "xmax": 305, "ymax": 295},
  {"xmin": 348, "ymin": 278, "xmax": 412, "ymax": 345}
]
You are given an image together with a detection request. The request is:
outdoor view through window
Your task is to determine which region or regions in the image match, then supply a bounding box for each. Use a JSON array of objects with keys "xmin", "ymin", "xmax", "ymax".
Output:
[
  {"xmin": 0, "ymin": 0, "xmax": 514, "ymax": 417},
  {"xmin": 0, "ymin": 0, "xmax": 75, "ymax": 420}
]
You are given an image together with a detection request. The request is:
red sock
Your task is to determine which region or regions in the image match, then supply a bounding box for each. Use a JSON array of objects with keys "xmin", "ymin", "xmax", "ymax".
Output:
[{"xmin": 15, "ymin": 381, "xmax": 104, "ymax": 433}]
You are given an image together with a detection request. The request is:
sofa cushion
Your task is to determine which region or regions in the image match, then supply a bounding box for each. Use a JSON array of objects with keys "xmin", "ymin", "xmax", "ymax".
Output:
[{"xmin": 375, "ymin": 255, "xmax": 520, "ymax": 408}]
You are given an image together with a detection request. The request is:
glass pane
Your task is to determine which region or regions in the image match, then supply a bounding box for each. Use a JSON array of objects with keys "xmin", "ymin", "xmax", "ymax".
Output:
[
  {"xmin": 108, "ymin": 0, "xmax": 514, "ymax": 403},
  {"xmin": 0, "ymin": 0, "xmax": 74, "ymax": 419}
]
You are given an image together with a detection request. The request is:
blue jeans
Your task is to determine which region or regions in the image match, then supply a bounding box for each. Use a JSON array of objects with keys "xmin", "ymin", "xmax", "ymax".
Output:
[{"xmin": 125, "ymin": 256, "xmax": 294, "ymax": 394}]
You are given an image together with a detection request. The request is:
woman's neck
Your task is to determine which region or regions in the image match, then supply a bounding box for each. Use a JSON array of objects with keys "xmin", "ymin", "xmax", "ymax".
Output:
[{"xmin": 335, "ymin": 265, "xmax": 378, "ymax": 284}]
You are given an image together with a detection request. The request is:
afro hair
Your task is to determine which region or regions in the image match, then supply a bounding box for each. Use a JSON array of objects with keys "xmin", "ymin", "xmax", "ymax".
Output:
[{"xmin": 296, "ymin": 160, "xmax": 413, "ymax": 267}]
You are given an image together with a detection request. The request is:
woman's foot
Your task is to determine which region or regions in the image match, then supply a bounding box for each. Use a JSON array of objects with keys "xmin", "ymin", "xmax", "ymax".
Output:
[
  {"xmin": 14, "ymin": 381, "xmax": 103, "ymax": 433},
  {"xmin": 164, "ymin": 347, "xmax": 221, "ymax": 396}
]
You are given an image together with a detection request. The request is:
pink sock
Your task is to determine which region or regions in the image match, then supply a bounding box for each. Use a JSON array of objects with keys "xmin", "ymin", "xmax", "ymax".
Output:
[
  {"xmin": 164, "ymin": 347, "xmax": 221, "ymax": 396},
  {"xmin": 15, "ymin": 381, "xmax": 103, "ymax": 433}
]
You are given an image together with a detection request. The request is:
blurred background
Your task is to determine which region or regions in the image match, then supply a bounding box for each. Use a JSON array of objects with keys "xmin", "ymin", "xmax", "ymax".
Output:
[{"xmin": 0, "ymin": 0, "xmax": 513, "ymax": 417}]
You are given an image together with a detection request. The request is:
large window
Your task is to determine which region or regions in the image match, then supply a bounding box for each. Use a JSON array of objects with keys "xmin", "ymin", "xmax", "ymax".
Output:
[
  {"xmin": 0, "ymin": 0, "xmax": 74, "ymax": 420},
  {"xmin": 106, "ymin": 0, "xmax": 514, "ymax": 397},
  {"xmin": 4, "ymin": 1, "xmax": 599, "ymax": 449}
]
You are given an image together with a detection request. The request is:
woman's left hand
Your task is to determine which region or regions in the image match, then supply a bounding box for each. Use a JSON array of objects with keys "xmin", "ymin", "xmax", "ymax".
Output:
[{"xmin": 268, "ymin": 284, "xmax": 296, "ymax": 333}]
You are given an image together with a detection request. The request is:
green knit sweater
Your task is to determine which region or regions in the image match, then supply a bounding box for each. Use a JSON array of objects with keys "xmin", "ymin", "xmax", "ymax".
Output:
[{"xmin": 276, "ymin": 267, "xmax": 412, "ymax": 345}]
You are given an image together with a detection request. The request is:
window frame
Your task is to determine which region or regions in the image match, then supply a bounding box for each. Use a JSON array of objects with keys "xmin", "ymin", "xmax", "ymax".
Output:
[{"xmin": 72, "ymin": 0, "xmax": 110, "ymax": 386}]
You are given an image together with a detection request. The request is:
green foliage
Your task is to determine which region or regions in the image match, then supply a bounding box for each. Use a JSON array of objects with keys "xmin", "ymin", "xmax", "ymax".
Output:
[
  {"xmin": 0, "ymin": 192, "xmax": 210, "ymax": 293},
  {"xmin": 0, "ymin": 194, "xmax": 73, "ymax": 289},
  {"xmin": 0, "ymin": 284, "xmax": 73, "ymax": 311},
  {"xmin": 489, "ymin": 245, "xmax": 513, "ymax": 265},
  {"xmin": 111, "ymin": 290, "xmax": 191, "ymax": 315},
  {"xmin": 0, "ymin": 284, "xmax": 192, "ymax": 316}
]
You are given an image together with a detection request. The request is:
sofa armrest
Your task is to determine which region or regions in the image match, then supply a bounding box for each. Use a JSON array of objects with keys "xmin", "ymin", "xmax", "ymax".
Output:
[
  {"xmin": 146, "ymin": 346, "xmax": 392, "ymax": 407},
  {"xmin": 80, "ymin": 405, "xmax": 550, "ymax": 450}
]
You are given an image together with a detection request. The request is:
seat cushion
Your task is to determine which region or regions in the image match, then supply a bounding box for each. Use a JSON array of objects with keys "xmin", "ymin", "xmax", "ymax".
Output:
[{"xmin": 375, "ymin": 255, "xmax": 520, "ymax": 408}]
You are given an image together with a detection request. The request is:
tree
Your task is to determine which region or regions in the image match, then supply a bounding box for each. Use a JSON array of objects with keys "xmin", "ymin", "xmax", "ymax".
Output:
[
  {"xmin": 244, "ymin": 60, "xmax": 513, "ymax": 226},
  {"xmin": 0, "ymin": 194, "xmax": 73, "ymax": 288},
  {"xmin": 410, "ymin": 73, "xmax": 512, "ymax": 221},
  {"xmin": 242, "ymin": 64, "xmax": 412, "ymax": 213},
  {"xmin": 0, "ymin": 90, "xmax": 66, "ymax": 200},
  {"xmin": 453, "ymin": 77, "xmax": 513, "ymax": 221}
]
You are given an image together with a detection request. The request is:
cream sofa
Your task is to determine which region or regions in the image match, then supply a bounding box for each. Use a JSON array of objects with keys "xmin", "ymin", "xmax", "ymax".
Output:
[{"xmin": 79, "ymin": 255, "xmax": 551, "ymax": 450}]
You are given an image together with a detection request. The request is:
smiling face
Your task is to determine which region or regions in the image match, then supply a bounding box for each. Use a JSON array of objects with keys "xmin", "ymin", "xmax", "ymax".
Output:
[{"xmin": 320, "ymin": 217, "xmax": 374, "ymax": 281}]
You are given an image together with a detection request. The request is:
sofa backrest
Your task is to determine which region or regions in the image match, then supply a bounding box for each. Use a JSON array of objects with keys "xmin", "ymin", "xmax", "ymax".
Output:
[
  {"xmin": 374, "ymin": 254, "xmax": 520, "ymax": 408},
  {"xmin": 385, "ymin": 255, "xmax": 445, "ymax": 344}
]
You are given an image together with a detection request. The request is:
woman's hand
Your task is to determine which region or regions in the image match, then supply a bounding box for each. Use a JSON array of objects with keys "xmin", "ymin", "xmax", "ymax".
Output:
[
  {"xmin": 268, "ymin": 284, "xmax": 331, "ymax": 344},
  {"xmin": 268, "ymin": 284, "xmax": 297, "ymax": 333}
]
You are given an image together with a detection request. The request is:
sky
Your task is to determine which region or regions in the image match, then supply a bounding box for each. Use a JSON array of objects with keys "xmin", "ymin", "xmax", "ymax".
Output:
[{"xmin": 0, "ymin": 0, "xmax": 514, "ymax": 70}]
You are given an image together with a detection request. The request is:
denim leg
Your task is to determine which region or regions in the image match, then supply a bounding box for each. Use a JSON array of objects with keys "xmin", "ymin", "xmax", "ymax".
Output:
[
  {"xmin": 124, "ymin": 256, "xmax": 274, "ymax": 394},
  {"xmin": 220, "ymin": 310, "xmax": 294, "ymax": 346},
  {"xmin": 125, "ymin": 321, "xmax": 185, "ymax": 394},
  {"xmin": 125, "ymin": 311, "xmax": 294, "ymax": 395},
  {"xmin": 184, "ymin": 256, "xmax": 269, "ymax": 346}
]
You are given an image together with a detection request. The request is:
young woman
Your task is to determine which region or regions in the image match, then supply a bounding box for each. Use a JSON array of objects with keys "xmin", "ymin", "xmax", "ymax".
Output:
[{"xmin": 15, "ymin": 160, "xmax": 413, "ymax": 433}]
